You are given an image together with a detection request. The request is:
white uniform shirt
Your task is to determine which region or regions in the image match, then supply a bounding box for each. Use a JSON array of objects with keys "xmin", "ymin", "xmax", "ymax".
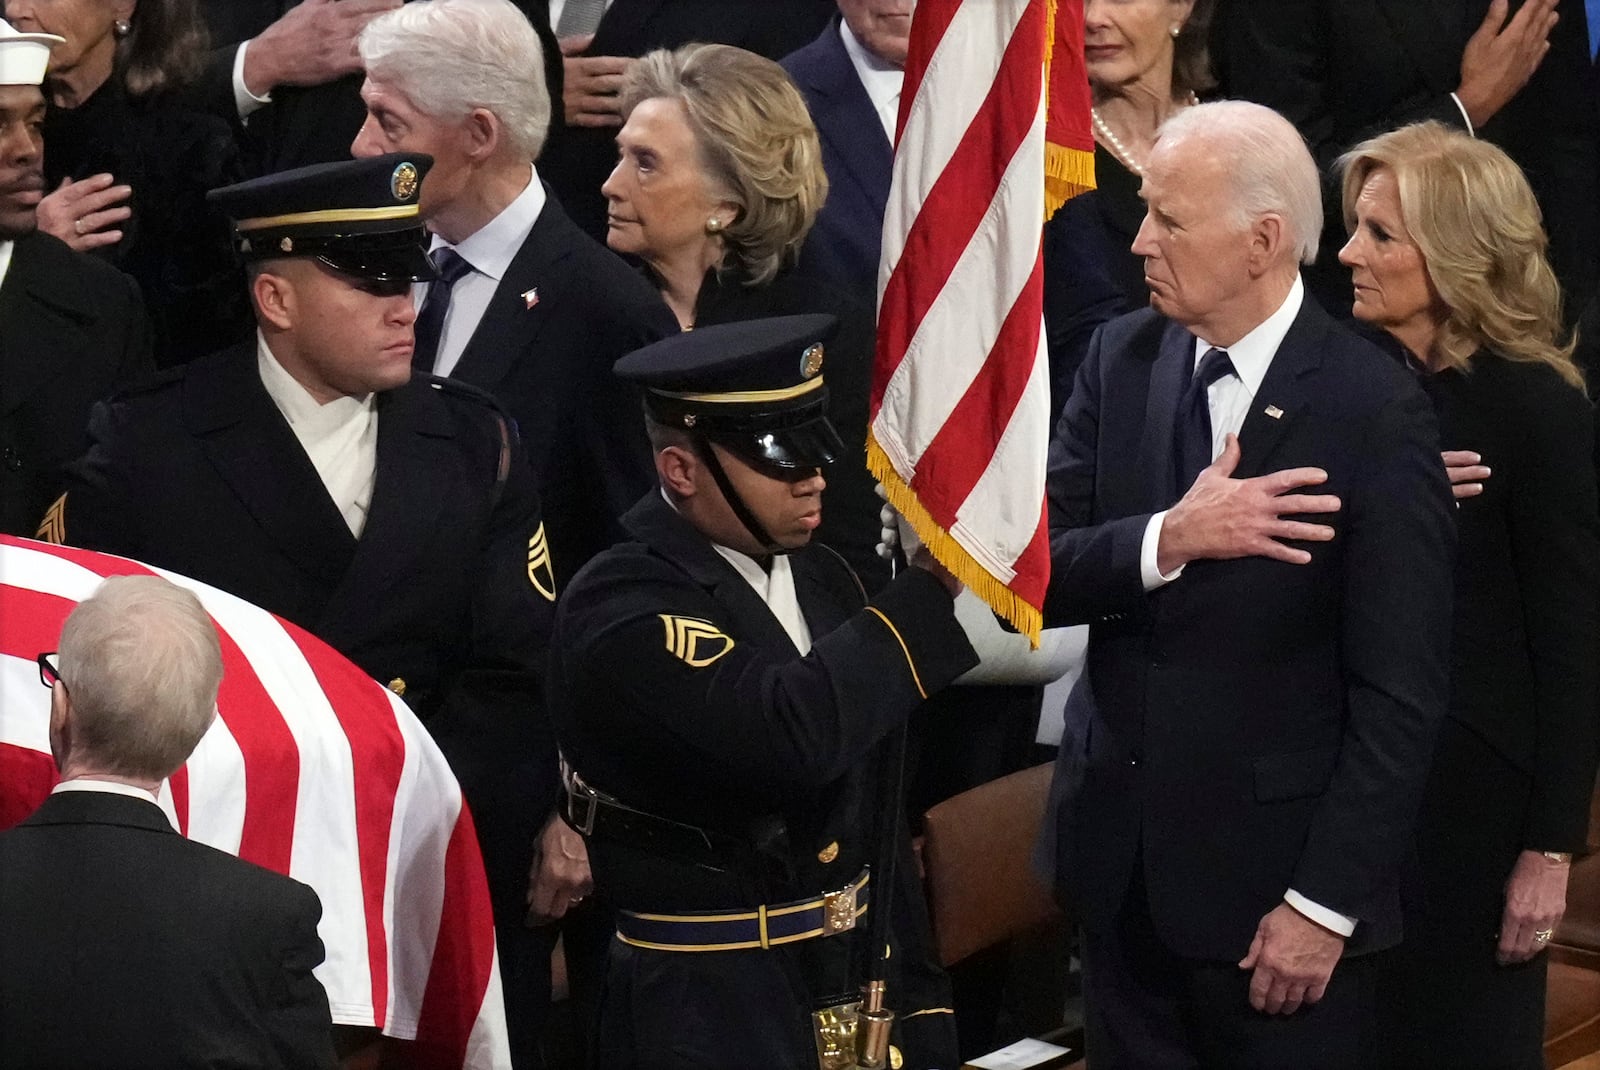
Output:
[
  {"xmin": 839, "ymin": 20, "xmax": 904, "ymax": 145},
  {"xmin": 712, "ymin": 545, "xmax": 814, "ymax": 656},
  {"xmin": 257, "ymin": 332, "xmax": 379, "ymax": 537}
]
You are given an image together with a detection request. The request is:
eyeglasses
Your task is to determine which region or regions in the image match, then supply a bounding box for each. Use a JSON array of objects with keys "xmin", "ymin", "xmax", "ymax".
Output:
[{"xmin": 37, "ymin": 652, "xmax": 62, "ymax": 690}]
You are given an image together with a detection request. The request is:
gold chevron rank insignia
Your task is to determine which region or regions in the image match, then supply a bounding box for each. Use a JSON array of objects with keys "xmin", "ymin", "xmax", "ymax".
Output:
[
  {"xmin": 34, "ymin": 493, "xmax": 66, "ymax": 544},
  {"xmin": 660, "ymin": 615, "xmax": 735, "ymax": 668},
  {"xmin": 527, "ymin": 524, "xmax": 557, "ymax": 601}
]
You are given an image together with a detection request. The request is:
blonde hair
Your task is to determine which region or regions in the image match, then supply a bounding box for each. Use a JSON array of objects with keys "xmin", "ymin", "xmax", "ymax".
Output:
[
  {"xmin": 620, "ymin": 44, "xmax": 827, "ymax": 286},
  {"xmin": 1338, "ymin": 121, "xmax": 1581, "ymax": 388}
]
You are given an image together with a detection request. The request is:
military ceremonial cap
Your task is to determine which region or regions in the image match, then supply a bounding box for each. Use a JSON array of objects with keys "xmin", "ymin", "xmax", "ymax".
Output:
[
  {"xmin": 207, "ymin": 153, "xmax": 436, "ymax": 283},
  {"xmin": 615, "ymin": 313, "xmax": 845, "ymax": 469},
  {"xmin": 0, "ymin": 19, "xmax": 63, "ymax": 85}
]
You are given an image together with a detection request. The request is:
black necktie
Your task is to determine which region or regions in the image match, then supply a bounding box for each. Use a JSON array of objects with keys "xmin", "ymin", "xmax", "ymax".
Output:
[
  {"xmin": 412, "ymin": 247, "xmax": 473, "ymax": 374},
  {"xmin": 1174, "ymin": 347, "xmax": 1236, "ymax": 490}
]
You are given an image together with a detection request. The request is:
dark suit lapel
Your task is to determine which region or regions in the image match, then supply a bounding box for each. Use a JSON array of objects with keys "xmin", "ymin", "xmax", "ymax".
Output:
[
  {"xmin": 621, "ymin": 494, "xmax": 804, "ymax": 657},
  {"xmin": 0, "ymin": 234, "xmax": 97, "ymax": 416},
  {"xmin": 1231, "ymin": 298, "xmax": 1329, "ymax": 480},
  {"xmin": 1138, "ymin": 322, "xmax": 1193, "ymax": 507},
  {"xmin": 590, "ymin": 0, "xmax": 667, "ymax": 52},
  {"xmin": 322, "ymin": 381, "xmax": 452, "ymax": 618},
  {"xmin": 184, "ymin": 345, "xmax": 356, "ymax": 588},
  {"xmin": 450, "ymin": 195, "xmax": 574, "ymax": 394},
  {"xmin": 802, "ymin": 21, "xmax": 894, "ymax": 215},
  {"xmin": 1373, "ymin": 0, "xmax": 1466, "ymax": 94}
]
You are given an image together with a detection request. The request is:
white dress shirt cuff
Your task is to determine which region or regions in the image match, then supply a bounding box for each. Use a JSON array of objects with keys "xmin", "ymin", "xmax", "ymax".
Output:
[
  {"xmin": 1139, "ymin": 511, "xmax": 1184, "ymax": 591},
  {"xmin": 233, "ymin": 41, "xmax": 273, "ymax": 120},
  {"xmin": 1284, "ymin": 889, "xmax": 1358, "ymax": 937},
  {"xmin": 1448, "ymin": 92, "xmax": 1476, "ymax": 137}
]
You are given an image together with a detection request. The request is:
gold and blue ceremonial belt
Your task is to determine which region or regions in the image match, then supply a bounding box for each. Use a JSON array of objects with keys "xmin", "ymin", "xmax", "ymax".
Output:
[{"xmin": 615, "ymin": 871, "xmax": 870, "ymax": 952}]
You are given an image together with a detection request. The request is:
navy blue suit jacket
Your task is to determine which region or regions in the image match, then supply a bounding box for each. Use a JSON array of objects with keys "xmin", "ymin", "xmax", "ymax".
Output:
[
  {"xmin": 1042, "ymin": 295, "xmax": 1456, "ymax": 961},
  {"xmin": 782, "ymin": 18, "xmax": 894, "ymax": 310}
]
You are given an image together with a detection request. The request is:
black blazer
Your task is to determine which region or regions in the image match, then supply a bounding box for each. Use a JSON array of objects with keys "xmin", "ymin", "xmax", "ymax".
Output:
[
  {"xmin": 55, "ymin": 346, "xmax": 558, "ymax": 911},
  {"xmin": 1043, "ymin": 296, "xmax": 1456, "ymax": 960},
  {"xmin": 447, "ymin": 191, "xmax": 678, "ymax": 584},
  {"xmin": 196, "ymin": 1, "xmax": 562, "ymax": 175},
  {"xmin": 540, "ymin": 0, "xmax": 835, "ymax": 240},
  {"xmin": 0, "ymin": 790, "xmax": 336, "ymax": 1070},
  {"xmin": 1422, "ymin": 353, "xmax": 1600, "ymax": 851},
  {"xmin": 780, "ymin": 16, "xmax": 893, "ymax": 312},
  {"xmin": 1219, "ymin": 0, "xmax": 1600, "ymax": 314},
  {"xmin": 0, "ymin": 231, "xmax": 151, "ymax": 537}
]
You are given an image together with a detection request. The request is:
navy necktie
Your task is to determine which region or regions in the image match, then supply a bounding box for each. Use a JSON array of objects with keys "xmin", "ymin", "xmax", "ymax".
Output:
[
  {"xmin": 1174, "ymin": 347, "xmax": 1236, "ymax": 490},
  {"xmin": 412, "ymin": 247, "xmax": 473, "ymax": 374}
]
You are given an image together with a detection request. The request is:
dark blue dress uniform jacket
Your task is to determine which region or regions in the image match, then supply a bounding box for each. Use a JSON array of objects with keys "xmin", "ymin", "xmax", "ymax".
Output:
[
  {"xmin": 51, "ymin": 342, "xmax": 557, "ymax": 935},
  {"xmin": 550, "ymin": 492, "xmax": 978, "ymax": 1070}
]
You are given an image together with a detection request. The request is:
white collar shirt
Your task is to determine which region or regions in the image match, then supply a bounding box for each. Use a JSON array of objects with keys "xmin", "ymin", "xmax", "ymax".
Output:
[
  {"xmin": 1192, "ymin": 274, "xmax": 1305, "ymax": 461},
  {"xmin": 839, "ymin": 20, "xmax": 904, "ymax": 146},
  {"xmin": 415, "ymin": 165, "xmax": 547, "ymax": 377},
  {"xmin": 712, "ymin": 544, "xmax": 813, "ymax": 655},
  {"xmin": 0, "ymin": 240, "xmax": 14, "ymax": 291},
  {"xmin": 51, "ymin": 778, "xmax": 160, "ymax": 803},
  {"xmin": 256, "ymin": 331, "xmax": 379, "ymax": 537}
]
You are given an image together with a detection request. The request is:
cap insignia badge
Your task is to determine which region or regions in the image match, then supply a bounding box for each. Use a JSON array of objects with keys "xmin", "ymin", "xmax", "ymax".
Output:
[
  {"xmin": 279, "ymin": 237, "xmax": 294, "ymax": 253},
  {"xmin": 390, "ymin": 161, "xmax": 420, "ymax": 201},
  {"xmin": 801, "ymin": 343, "xmax": 825, "ymax": 379},
  {"xmin": 660, "ymin": 615, "xmax": 735, "ymax": 668}
]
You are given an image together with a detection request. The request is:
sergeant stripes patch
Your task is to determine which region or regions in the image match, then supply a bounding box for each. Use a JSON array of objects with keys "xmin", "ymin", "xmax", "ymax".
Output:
[
  {"xmin": 659, "ymin": 615, "xmax": 735, "ymax": 668},
  {"xmin": 34, "ymin": 494, "xmax": 66, "ymax": 545},
  {"xmin": 526, "ymin": 524, "xmax": 557, "ymax": 601}
]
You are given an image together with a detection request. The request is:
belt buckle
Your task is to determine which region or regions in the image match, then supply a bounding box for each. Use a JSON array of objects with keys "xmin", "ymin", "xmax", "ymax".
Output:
[
  {"xmin": 563, "ymin": 763, "xmax": 600, "ymax": 836},
  {"xmin": 820, "ymin": 880, "xmax": 859, "ymax": 935}
]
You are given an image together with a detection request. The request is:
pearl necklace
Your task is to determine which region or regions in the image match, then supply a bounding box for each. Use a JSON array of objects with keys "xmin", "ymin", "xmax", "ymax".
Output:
[{"xmin": 1091, "ymin": 93, "xmax": 1200, "ymax": 176}]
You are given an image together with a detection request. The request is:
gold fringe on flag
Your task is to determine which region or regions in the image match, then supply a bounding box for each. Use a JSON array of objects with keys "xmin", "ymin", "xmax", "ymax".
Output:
[
  {"xmin": 1044, "ymin": 143, "xmax": 1096, "ymax": 219},
  {"xmin": 867, "ymin": 432, "xmax": 1044, "ymax": 647}
]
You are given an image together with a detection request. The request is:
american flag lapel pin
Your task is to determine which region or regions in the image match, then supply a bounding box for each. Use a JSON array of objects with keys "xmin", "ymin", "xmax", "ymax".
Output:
[
  {"xmin": 1264, "ymin": 404, "xmax": 1284, "ymax": 420},
  {"xmin": 522, "ymin": 287, "xmax": 540, "ymax": 310}
]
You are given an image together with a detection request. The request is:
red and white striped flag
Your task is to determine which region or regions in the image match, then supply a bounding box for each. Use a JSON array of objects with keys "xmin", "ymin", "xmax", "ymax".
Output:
[
  {"xmin": 0, "ymin": 536, "xmax": 510, "ymax": 1070},
  {"xmin": 868, "ymin": 0, "xmax": 1093, "ymax": 643}
]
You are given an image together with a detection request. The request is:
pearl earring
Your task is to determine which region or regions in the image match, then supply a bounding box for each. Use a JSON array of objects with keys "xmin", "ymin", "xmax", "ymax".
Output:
[
  {"xmin": 1170, "ymin": 25, "xmax": 1181, "ymax": 38},
  {"xmin": 113, "ymin": 18, "xmax": 131, "ymax": 37},
  {"xmin": 705, "ymin": 217, "xmax": 724, "ymax": 234}
]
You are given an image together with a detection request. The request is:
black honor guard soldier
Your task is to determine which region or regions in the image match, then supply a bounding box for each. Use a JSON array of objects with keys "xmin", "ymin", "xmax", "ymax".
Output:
[
  {"xmin": 45, "ymin": 153, "xmax": 561, "ymax": 1043},
  {"xmin": 548, "ymin": 314, "xmax": 980, "ymax": 1070}
]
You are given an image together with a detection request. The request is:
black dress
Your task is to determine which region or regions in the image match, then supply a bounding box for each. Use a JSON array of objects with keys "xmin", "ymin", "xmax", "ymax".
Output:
[
  {"xmin": 1041, "ymin": 144, "xmax": 1144, "ymax": 419},
  {"xmin": 43, "ymin": 78, "xmax": 250, "ymax": 367},
  {"xmin": 1378, "ymin": 352, "xmax": 1600, "ymax": 1068}
]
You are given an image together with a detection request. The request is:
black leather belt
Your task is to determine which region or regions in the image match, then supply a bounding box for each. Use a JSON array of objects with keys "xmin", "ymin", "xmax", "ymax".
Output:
[{"xmin": 561, "ymin": 758, "xmax": 737, "ymax": 870}]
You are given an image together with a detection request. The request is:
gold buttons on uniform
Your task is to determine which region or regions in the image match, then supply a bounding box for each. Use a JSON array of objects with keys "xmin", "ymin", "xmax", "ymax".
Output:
[
  {"xmin": 889, "ymin": 1045, "xmax": 903, "ymax": 1069},
  {"xmin": 817, "ymin": 841, "xmax": 840, "ymax": 864},
  {"xmin": 387, "ymin": 678, "xmax": 406, "ymax": 697}
]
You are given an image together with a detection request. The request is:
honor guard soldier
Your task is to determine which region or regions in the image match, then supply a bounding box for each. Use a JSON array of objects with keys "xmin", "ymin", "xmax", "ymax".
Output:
[
  {"xmin": 548, "ymin": 314, "xmax": 980, "ymax": 1070},
  {"xmin": 47, "ymin": 153, "xmax": 561, "ymax": 1053}
]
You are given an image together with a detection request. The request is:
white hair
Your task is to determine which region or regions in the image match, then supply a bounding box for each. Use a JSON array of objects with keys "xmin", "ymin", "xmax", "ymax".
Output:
[
  {"xmin": 1159, "ymin": 100, "xmax": 1323, "ymax": 265},
  {"xmin": 359, "ymin": 0, "xmax": 551, "ymax": 162},
  {"xmin": 57, "ymin": 575, "xmax": 222, "ymax": 780}
]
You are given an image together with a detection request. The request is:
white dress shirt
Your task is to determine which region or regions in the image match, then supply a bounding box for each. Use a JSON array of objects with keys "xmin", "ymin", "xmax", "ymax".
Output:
[
  {"xmin": 712, "ymin": 545, "xmax": 814, "ymax": 655},
  {"xmin": 257, "ymin": 332, "xmax": 379, "ymax": 537},
  {"xmin": 1131, "ymin": 276, "xmax": 1359, "ymax": 938},
  {"xmin": 51, "ymin": 778, "xmax": 160, "ymax": 803},
  {"xmin": 839, "ymin": 20, "xmax": 905, "ymax": 145},
  {"xmin": 0, "ymin": 239, "xmax": 13, "ymax": 291},
  {"xmin": 231, "ymin": 41, "xmax": 272, "ymax": 121},
  {"xmin": 414, "ymin": 165, "xmax": 548, "ymax": 377}
]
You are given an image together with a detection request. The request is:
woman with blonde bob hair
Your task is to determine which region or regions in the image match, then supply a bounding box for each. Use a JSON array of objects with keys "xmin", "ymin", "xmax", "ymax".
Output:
[
  {"xmin": 603, "ymin": 41, "xmax": 886, "ymax": 585},
  {"xmin": 1338, "ymin": 121, "xmax": 1600, "ymax": 1068}
]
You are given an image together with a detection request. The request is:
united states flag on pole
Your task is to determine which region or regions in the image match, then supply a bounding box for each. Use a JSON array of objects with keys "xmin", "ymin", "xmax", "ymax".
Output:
[
  {"xmin": 0, "ymin": 536, "xmax": 510, "ymax": 1070},
  {"xmin": 868, "ymin": 0, "xmax": 1093, "ymax": 643}
]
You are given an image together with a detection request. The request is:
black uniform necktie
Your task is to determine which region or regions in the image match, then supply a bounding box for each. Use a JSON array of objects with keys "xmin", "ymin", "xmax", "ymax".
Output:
[
  {"xmin": 1174, "ymin": 347, "xmax": 1236, "ymax": 490},
  {"xmin": 412, "ymin": 247, "xmax": 473, "ymax": 374}
]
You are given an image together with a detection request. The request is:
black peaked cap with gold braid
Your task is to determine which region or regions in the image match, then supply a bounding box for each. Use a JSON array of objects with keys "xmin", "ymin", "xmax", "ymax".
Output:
[
  {"xmin": 207, "ymin": 153, "xmax": 437, "ymax": 283},
  {"xmin": 614, "ymin": 313, "xmax": 844, "ymax": 469}
]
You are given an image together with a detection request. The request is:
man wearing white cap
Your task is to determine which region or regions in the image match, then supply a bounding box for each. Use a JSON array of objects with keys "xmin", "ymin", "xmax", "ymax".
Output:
[{"xmin": 0, "ymin": 17, "xmax": 149, "ymax": 538}]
